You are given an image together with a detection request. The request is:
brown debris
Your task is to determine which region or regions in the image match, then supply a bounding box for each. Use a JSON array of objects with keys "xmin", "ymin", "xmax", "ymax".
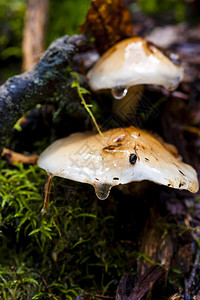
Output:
[
  {"xmin": 174, "ymin": 244, "xmax": 194, "ymax": 275},
  {"xmin": 137, "ymin": 216, "xmax": 173, "ymax": 277},
  {"xmin": 145, "ymin": 21, "xmax": 200, "ymax": 174},
  {"xmin": 194, "ymin": 290, "xmax": 200, "ymax": 300},
  {"xmin": 3, "ymin": 3, "xmax": 200, "ymax": 297},
  {"xmin": 167, "ymin": 294, "xmax": 183, "ymax": 300},
  {"xmin": 75, "ymin": 295, "xmax": 113, "ymax": 300},
  {"xmin": 115, "ymin": 266, "xmax": 165, "ymax": 300},
  {"xmin": 128, "ymin": 266, "xmax": 165, "ymax": 300},
  {"xmin": 115, "ymin": 272, "xmax": 135, "ymax": 300},
  {"xmin": 40, "ymin": 271, "xmax": 57, "ymax": 300},
  {"xmin": 79, "ymin": 0, "xmax": 134, "ymax": 54},
  {"xmin": 185, "ymin": 249, "xmax": 200, "ymax": 298},
  {"xmin": 41, "ymin": 174, "xmax": 53, "ymax": 214},
  {"xmin": 1, "ymin": 148, "xmax": 38, "ymax": 164},
  {"xmin": 160, "ymin": 100, "xmax": 193, "ymax": 167},
  {"xmin": 182, "ymin": 126, "xmax": 200, "ymax": 137}
]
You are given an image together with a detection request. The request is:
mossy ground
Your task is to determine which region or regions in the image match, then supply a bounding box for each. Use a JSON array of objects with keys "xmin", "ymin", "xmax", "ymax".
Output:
[
  {"xmin": 1, "ymin": 1, "xmax": 200, "ymax": 298},
  {"xmin": 0, "ymin": 160, "xmax": 147, "ymax": 299}
]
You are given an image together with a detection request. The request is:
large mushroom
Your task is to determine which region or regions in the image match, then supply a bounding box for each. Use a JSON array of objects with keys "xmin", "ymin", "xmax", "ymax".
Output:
[
  {"xmin": 87, "ymin": 37, "xmax": 184, "ymax": 119},
  {"xmin": 38, "ymin": 126, "xmax": 199, "ymax": 207}
]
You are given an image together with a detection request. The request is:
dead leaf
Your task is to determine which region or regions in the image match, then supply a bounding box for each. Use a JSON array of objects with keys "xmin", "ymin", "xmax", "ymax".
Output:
[
  {"xmin": 1, "ymin": 148, "xmax": 38, "ymax": 164},
  {"xmin": 79, "ymin": 0, "xmax": 134, "ymax": 54}
]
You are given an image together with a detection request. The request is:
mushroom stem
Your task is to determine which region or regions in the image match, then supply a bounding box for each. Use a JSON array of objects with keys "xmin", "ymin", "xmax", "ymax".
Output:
[
  {"xmin": 112, "ymin": 85, "xmax": 144, "ymax": 121},
  {"xmin": 42, "ymin": 173, "xmax": 54, "ymax": 214}
]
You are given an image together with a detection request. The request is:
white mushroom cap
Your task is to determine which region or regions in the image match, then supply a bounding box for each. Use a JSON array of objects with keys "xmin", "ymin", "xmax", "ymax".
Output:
[
  {"xmin": 87, "ymin": 37, "xmax": 184, "ymax": 93},
  {"xmin": 38, "ymin": 126, "xmax": 199, "ymax": 200}
]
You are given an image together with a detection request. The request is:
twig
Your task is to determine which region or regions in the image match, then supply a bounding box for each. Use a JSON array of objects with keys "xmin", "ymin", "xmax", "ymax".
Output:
[
  {"xmin": 182, "ymin": 125, "xmax": 200, "ymax": 137},
  {"xmin": 185, "ymin": 249, "xmax": 200, "ymax": 297},
  {"xmin": 93, "ymin": 294, "xmax": 114, "ymax": 299},
  {"xmin": 167, "ymin": 293, "xmax": 183, "ymax": 300},
  {"xmin": 40, "ymin": 271, "xmax": 58, "ymax": 300},
  {"xmin": 0, "ymin": 35, "xmax": 89, "ymax": 153},
  {"xmin": 41, "ymin": 174, "xmax": 54, "ymax": 214}
]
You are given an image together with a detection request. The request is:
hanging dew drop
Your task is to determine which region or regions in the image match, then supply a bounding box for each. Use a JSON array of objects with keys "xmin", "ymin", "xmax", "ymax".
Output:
[
  {"xmin": 172, "ymin": 76, "xmax": 181, "ymax": 90},
  {"xmin": 168, "ymin": 76, "xmax": 181, "ymax": 91},
  {"xmin": 168, "ymin": 51, "xmax": 181, "ymax": 66},
  {"xmin": 94, "ymin": 184, "xmax": 112, "ymax": 200},
  {"xmin": 111, "ymin": 86, "xmax": 128, "ymax": 100}
]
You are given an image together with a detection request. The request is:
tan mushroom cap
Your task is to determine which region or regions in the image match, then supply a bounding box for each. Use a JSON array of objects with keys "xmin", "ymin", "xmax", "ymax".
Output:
[
  {"xmin": 38, "ymin": 126, "xmax": 199, "ymax": 200},
  {"xmin": 87, "ymin": 37, "xmax": 184, "ymax": 93}
]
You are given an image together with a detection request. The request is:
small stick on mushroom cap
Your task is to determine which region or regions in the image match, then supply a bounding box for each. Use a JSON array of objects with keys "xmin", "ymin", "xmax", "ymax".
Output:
[{"xmin": 38, "ymin": 126, "xmax": 199, "ymax": 202}]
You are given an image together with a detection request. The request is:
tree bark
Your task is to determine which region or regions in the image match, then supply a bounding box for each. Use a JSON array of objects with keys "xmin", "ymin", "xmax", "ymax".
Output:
[
  {"xmin": 22, "ymin": 0, "xmax": 49, "ymax": 71},
  {"xmin": 0, "ymin": 35, "xmax": 88, "ymax": 152}
]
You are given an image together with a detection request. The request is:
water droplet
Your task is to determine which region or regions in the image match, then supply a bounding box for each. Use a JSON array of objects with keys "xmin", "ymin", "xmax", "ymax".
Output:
[
  {"xmin": 94, "ymin": 184, "xmax": 112, "ymax": 200},
  {"xmin": 169, "ymin": 52, "xmax": 181, "ymax": 65},
  {"xmin": 34, "ymin": 78, "xmax": 39, "ymax": 84},
  {"xmin": 163, "ymin": 49, "xmax": 181, "ymax": 65},
  {"xmin": 111, "ymin": 86, "xmax": 128, "ymax": 100},
  {"xmin": 168, "ymin": 76, "xmax": 181, "ymax": 91}
]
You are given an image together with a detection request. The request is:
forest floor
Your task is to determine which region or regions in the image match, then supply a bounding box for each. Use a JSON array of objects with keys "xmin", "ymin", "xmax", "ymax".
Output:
[{"xmin": 1, "ymin": 2, "xmax": 200, "ymax": 300}]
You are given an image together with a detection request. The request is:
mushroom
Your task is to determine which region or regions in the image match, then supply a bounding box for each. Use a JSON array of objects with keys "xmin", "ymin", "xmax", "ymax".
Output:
[
  {"xmin": 87, "ymin": 37, "xmax": 183, "ymax": 93},
  {"xmin": 38, "ymin": 126, "xmax": 199, "ymax": 206},
  {"xmin": 87, "ymin": 37, "xmax": 184, "ymax": 119}
]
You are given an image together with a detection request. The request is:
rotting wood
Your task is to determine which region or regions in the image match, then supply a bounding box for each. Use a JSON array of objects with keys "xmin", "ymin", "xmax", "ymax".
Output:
[
  {"xmin": 137, "ymin": 214, "xmax": 173, "ymax": 277},
  {"xmin": 128, "ymin": 265, "xmax": 165, "ymax": 300},
  {"xmin": 0, "ymin": 35, "xmax": 89, "ymax": 153}
]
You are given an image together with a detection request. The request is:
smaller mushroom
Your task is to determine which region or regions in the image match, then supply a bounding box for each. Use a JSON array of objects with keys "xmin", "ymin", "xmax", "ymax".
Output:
[
  {"xmin": 87, "ymin": 37, "xmax": 183, "ymax": 94},
  {"xmin": 87, "ymin": 37, "xmax": 184, "ymax": 119},
  {"xmin": 38, "ymin": 126, "xmax": 199, "ymax": 207}
]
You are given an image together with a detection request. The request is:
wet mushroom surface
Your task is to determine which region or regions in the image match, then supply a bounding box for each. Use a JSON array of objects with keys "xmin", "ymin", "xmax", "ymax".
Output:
[
  {"xmin": 38, "ymin": 126, "xmax": 199, "ymax": 200},
  {"xmin": 87, "ymin": 37, "xmax": 184, "ymax": 98}
]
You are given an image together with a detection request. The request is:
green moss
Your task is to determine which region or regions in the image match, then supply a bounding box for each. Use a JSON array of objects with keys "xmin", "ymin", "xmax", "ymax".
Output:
[
  {"xmin": 0, "ymin": 0, "xmax": 25, "ymax": 83},
  {"xmin": 137, "ymin": 0, "xmax": 186, "ymax": 22},
  {"xmin": 0, "ymin": 160, "xmax": 139, "ymax": 298},
  {"xmin": 47, "ymin": 0, "xmax": 91, "ymax": 44}
]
